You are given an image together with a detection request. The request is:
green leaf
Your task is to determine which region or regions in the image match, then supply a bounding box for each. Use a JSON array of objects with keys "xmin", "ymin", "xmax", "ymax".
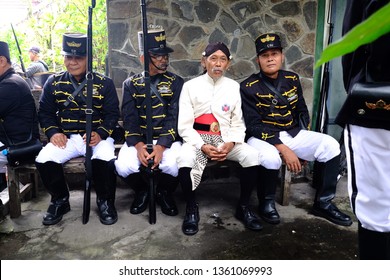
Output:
[{"xmin": 315, "ymin": 2, "xmax": 390, "ymax": 68}]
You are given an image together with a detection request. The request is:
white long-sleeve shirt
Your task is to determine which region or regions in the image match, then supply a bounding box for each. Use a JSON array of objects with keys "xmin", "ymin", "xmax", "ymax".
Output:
[{"xmin": 178, "ymin": 73, "xmax": 246, "ymax": 149}]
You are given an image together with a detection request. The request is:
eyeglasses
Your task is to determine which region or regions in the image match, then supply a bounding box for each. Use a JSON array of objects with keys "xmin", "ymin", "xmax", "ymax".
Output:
[{"xmin": 149, "ymin": 54, "xmax": 169, "ymax": 61}]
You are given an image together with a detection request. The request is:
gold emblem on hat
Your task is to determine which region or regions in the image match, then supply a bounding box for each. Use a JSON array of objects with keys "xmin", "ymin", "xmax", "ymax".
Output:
[
  {"xmin": 155, "ymin": 33, "xmax": 166, "ymax": 42},
  {"xmin": 67, "ymin": 41, "xmax": 82, "ymax": 47},
  {"xmin": 261, "ymin": 34, "xmax": 276, "ymax": 43},
  {"xmin": 366, "ymin": 100, "xmax": 390, "ymax": 110}
]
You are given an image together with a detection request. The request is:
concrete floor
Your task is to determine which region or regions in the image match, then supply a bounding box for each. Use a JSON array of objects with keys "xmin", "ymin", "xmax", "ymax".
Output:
[{"xmin": 0, "ymin": 173, "xmax": 358, "ymax": 260}]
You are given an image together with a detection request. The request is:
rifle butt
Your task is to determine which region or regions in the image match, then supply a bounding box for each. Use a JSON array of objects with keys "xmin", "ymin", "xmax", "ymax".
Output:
[
  {"xmin": 148, "ymin": 176, "xmax": 156, "ymax": 224},
  {"xmin": 82, "ymin": 179, "xmax": 91, "ymax": 224}
]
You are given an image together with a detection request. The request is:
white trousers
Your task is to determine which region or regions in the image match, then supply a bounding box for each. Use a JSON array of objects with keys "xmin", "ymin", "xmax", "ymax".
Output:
[
  {"xmin": 115, "ymin": 141, "xmax": 182, "ymax": 178},
  {"xmin": 0, "ymin": 141, "xmax": 7, "ymax": 173},
  {"xmin": 35, "ymin": 134, "xmax": 116, "ymax": 164},
  {"xmin": 177, "ymin": 142, "xmax": 270, "ymax": 169},
  {"xmin": 248, "ymin": 130, "xmax": 340, "ymax": 167},
  {"xmin": 344, "ymin": 125, "xmax": 390, "ymax": 232}
]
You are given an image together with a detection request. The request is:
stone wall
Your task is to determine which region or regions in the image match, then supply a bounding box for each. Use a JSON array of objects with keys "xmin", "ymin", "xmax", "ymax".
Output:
[{"xmin": 106, "ymin": 0, "xmax": 318, "ymax": 111}]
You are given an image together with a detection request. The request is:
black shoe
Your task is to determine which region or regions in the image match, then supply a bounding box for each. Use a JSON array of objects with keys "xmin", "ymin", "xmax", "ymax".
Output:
[
  {"xmin": 312, "ymin": 202, "xmax": 353, "ymax": 227},
  {"xmin": 259, "ymin": 199, "xmax": 280, "ymax": 225},
  {"xmin": 130, "ymin": 191, "xmax": 149, "ymax": 214},
  {"xmin": 97, "ymin": 198, "xmax": 118, "ymax": 225},
  {"xmin": 157, "ymin": 191, "xmax": 178, "ymax": 216},
  {"xmin": 235, "ymin": 205, "xmax": 263, "ymax": 231},
  {"xmin": 182, "ymin": 204, "xmax": 200, "ymax": 236},
  {"xmin": 42, "ymin": 197, "xmax": 70, "ymax": 226}
]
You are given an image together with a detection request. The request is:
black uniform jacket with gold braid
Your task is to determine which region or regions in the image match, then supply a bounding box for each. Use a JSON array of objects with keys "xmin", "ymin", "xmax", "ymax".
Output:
[
  {"xmin": 38, "ymin": 71, "xmax": 120, "ymax": 140},
  {"xmin": 122, "ymin": 71, "xmax": 184, "ymax": 148},
  {"xmin": 240, "ymin": 70, "xmax": 310, "ymax": 145},
  {"xmin": 0, "ymin": 67, "xmax": 40, "ymax": 144}
]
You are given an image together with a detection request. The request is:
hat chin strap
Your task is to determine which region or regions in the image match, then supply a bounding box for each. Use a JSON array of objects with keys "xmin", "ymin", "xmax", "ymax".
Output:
[{"xmin": 150, "ymin": 59, "xmax": 168, "ymax": 71}]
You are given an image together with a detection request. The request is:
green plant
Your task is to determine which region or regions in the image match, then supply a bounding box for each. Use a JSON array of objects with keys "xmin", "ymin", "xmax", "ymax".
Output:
[
  {"xmin": 1, "ymin": 0, "xmax": 107, "ymax": 74},
  {"xmin": 315, "ymin": 2, "xmax": 390, "ymax": 68}
]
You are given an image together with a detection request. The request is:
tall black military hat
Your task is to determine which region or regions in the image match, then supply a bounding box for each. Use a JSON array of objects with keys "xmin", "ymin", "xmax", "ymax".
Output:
[
  {"xmin": 138, "ymin": 28, "xmax": 174, "ymax": 55},
  {"xmin": 0, "ymin": 41, "xmax": 11, "ymax": 61},
  {"xmin": 60, "ymin": 33, "xmax": 87, "ymax": 57},
  {"xmin": 255, "ymin": 33, "xmax": 283, "ymax": 55}
]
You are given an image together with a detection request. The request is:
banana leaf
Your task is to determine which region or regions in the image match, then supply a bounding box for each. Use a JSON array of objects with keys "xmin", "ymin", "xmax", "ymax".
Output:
[{"xmin": 315, "ymin": 2, "xmax": 390, "ymax": 68}]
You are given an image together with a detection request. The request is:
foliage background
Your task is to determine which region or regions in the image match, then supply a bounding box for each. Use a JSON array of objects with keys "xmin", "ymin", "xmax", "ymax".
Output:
[{"xmin": 0, "ymin": 0, "xmax": 108, "ymax": 74}]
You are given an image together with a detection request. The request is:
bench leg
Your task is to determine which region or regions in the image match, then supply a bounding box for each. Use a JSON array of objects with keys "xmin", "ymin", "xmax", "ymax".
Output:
[
  {"xmin": 7, "ymin": 167, "xmax": 22, "ymax": 218},
  {"xmin": 280, "ymin": 164, "xmax": 291, "ymax": 206}
]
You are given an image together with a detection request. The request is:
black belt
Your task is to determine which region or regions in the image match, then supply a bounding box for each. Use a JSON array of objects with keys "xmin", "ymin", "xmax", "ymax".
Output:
[
  {"xmin": 193, "ymin": 123, "xmax": 210, "ymax": 131},
  {"xmin": 193, "ymin": 122, "xmax": 220, "ymax": 133}
]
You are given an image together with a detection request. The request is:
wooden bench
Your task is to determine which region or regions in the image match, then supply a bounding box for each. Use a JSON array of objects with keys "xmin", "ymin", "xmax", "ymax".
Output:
[
  {"xmin": 5, "ymin": 157, "xmax": 85, "ymax": 218},
  {"xmin": 4, "ymin": 144, "xmax": 122, "ymax": 218},
  {"xmin": 4, "ymin": 145, "xmax": 293, "ymax": 218}
]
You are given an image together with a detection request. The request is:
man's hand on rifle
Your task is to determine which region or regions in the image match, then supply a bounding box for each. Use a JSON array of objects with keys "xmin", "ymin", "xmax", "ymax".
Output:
[
  {"xmin": 135, "ymin": 142, "xmax": 165, "ymax": 170},
  {"xmin": 135, "ymin": 142, "xmax": 149, "ymax": 167},
  {"xmin": 147, "ymin": 144, "xmax": 165, "ymax": 170},
  {"xmin": 83, "ymin": 131, "xmax": 101, "ymax": 147}
]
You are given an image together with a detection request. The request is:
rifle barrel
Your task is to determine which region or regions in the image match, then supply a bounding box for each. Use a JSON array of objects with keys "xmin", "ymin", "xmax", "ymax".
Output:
[
  {"xmin": 10, "ymin": 24, "xmax": 26, "ymax": 73},
  {"xmin": 140, "ymin": 0, "xmax": 157, "ymax": 224},
  {"xmin": 82, "ymin": 1, "xmax": 95, "ymax": 225}
]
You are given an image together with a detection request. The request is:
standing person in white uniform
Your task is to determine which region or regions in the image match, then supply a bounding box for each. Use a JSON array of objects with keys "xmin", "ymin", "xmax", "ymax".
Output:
[
  {"xmin": 336, "ymin": 0, "xmax": 390, "ymax": 259},
  {"xmin": 36, "ymin": 33, "xmax": 120, "ymax": 226},
  {"xmin": 240, "ymin": 32, "xmax": 352, "ymax": 227},
  {"xmin": 177, "ymin": 42, "xmax": 275, "ymax": 235}
]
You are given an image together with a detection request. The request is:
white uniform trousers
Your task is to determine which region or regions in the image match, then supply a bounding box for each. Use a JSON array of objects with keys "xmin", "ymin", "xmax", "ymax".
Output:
[
  {"xmin": 248, "ymin": 130, "xmax": 340, "ymax": 167},
  {"xmin": 35, "ymin": 134, "xmax": 116, "ymax": 164},
  {"xmin": 0, "ymin": 141, "xmax": 7, "ymax": 173},
  {"xmin": 177, "ymin": 142, "xmax": 274, "ymax": 169},
  {"xmin": 344, "ymin": 124, "xmax": 390, "ymax": 232},
  {"xmin": 115, "ymin": 141, "xmax": 182, "ymax": 178}
]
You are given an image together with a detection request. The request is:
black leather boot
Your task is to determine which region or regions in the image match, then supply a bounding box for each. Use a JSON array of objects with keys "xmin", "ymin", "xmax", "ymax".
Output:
[
  {"xmin": 156, "ymin": 173, "xmax": 178, "ymax": 216},
  {"xmin": 259, "ymin": 199, "xmax": 280, "ymax": 224},
  {"xmin": 92, "ymin": 159, "xmax": 118, "ymax": 225},
  {"xmin": 235, "ymin": 204, "xmax": 263, "ymax": 231},
  {"xmin": 96, "ymin": 198, "xmax": 117, "ymax": 225},
  {"xmin": 0, "ymin": 173, "xmax": 7, "ymax": 192},
  {"xmin": 235, "ymin": 166, "xmax": 263, "ymax": 231},
  {"xmin": 358, "ymin": 223, "xmax": 390, "ymax": 260},
  {"xmin": 36, "ymin": 161, "xmax": 70, "ymax": 226},
  {"xmin": 42, "ymin": 196, "xmax": 70, "ymax": 226},
  {"xmin": 182, "ymin": 203, "xmax": 200, "ymax": 235},
  {"xmin": 312, "ymin": 155, "xmax": 352, "ymax": 226},
  {"xmin": 179, "ymin": 167, "xmax": 199, "ymax": 235},
  {"xmin": 124, "ymin": 173, "xmax": 149, "ymax": 214},
  {"xmin": 257, "ymin": 166, "xmax": 280, "ymax": 224}
]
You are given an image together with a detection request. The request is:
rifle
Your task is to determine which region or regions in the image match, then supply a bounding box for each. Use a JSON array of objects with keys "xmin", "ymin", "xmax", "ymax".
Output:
[
  {"xmin": 140, "ymin": 0, "xmax": 158, "ymax": 224},
  {"xmin": 313, "ymin": 0, "xmax": 347, "ymax": 181},
  {"xmin": 10, "ymin": 24, "xmax": 26, "ymax": 73},
  {"xmin": 82, "ymin": 0, "xmax": 96, "ymax": 224},
  {"xmin": 315, "ymin": 0, "xmax": 334, "ymax": 134}
]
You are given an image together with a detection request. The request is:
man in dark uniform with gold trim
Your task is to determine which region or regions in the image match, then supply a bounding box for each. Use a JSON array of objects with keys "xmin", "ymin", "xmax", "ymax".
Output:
[
  {"xmin": 240, "ymin": 32, "xmax": 352, "ymax": 227},
  {"xmin": 36, "ymin": 33, "xmax": 120, "ymax": 226},
  {"xmin": 115, "ymin": 28, "xmax": 184, "ymax": 217}
]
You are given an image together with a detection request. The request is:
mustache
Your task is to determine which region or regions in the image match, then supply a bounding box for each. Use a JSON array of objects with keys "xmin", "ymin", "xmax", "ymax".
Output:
[
  {"xmin": 212, "ymin": 67, "xmax": 224, "ymax": 72},
  {"xmin": 156, "ymin": 63, "xmax": 169, "ymax": 70}
]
